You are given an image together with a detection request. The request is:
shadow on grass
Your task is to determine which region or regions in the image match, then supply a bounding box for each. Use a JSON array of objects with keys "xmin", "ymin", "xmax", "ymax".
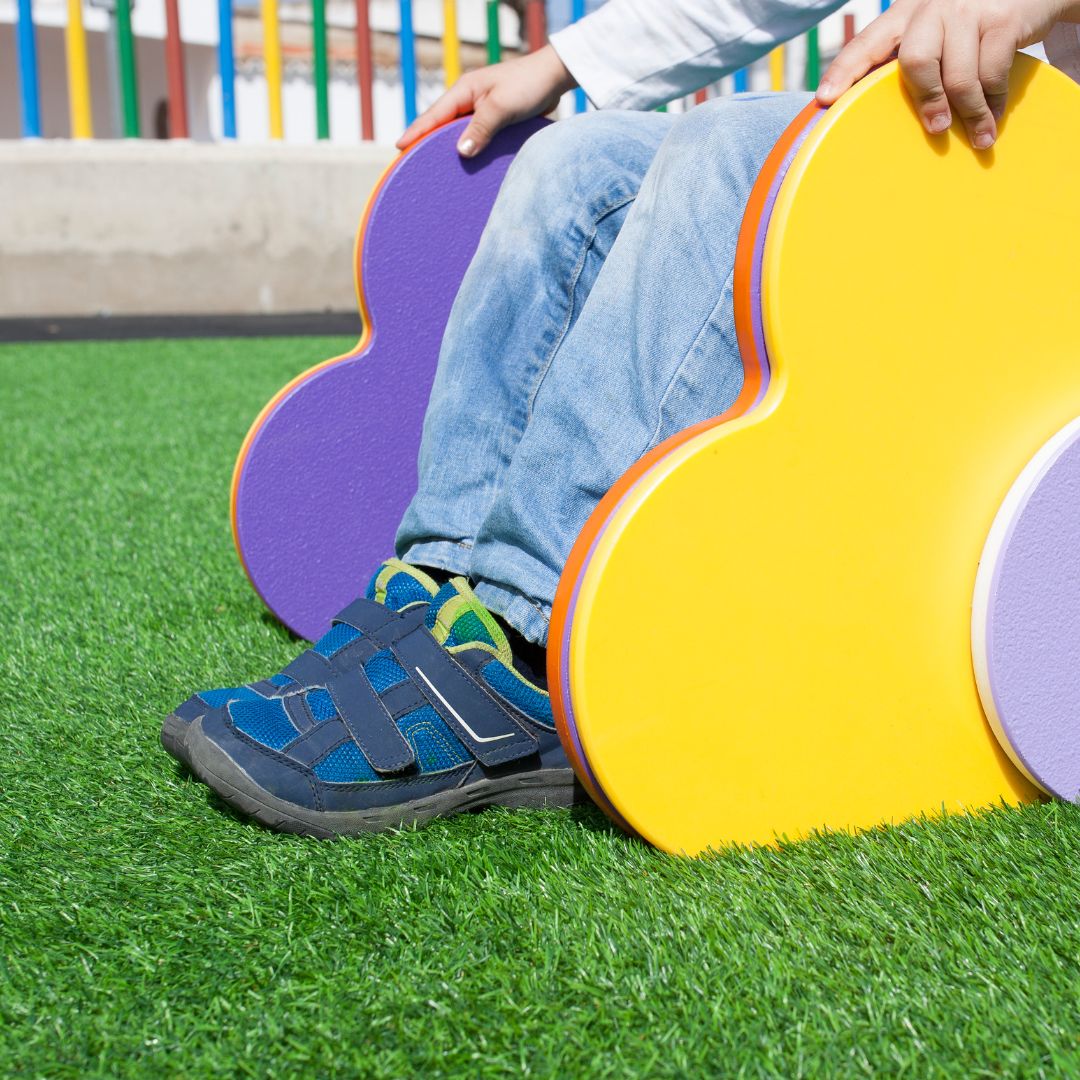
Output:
[
  {"xmin": 188, "ymin": 768, "xmax": 629, "ymax": 844},
  {"xmin": 259, "ymin": 610, "xmax": 304, "ymax": 643}
]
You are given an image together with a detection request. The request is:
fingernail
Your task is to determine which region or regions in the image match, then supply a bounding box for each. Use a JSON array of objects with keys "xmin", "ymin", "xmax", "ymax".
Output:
[
  {"xmin": 928, "ymin": 113, "xmax": 951, "ymax": 134},
  {"xmin": 973, "ymin": 131, "xmax": 994, "ymax": 150},
  {"xmin": 458, "ymin": 138, "xmax": 476, "ymax": 157},
  {"xmin": 818, "ymin": 79, "xmax": 835, "ymax": 98}
]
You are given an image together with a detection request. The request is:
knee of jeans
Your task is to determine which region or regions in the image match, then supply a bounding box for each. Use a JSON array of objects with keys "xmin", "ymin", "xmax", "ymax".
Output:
[
  {"xmin": 656, "ymin": 93, "xmax": 813, "ymax": 193},
  {"xmin": 492, "ymin": 111, "xmax": 651, "ymax": 224}
]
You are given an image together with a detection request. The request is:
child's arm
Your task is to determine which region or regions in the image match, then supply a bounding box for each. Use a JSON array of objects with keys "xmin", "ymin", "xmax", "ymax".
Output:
[
  {"xmin": 398, "ymin": 0, "xmax": 845, "ymax": 157},
  {"xmin": 817, "ymin": 0, "xmax": 1080, "ymax": 149}
]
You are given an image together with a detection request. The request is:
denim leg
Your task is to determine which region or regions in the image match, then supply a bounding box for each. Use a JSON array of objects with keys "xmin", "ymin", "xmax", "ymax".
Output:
[
  {"xmin": 468, "ymin": 93, "xmax": 813, "ymax": 643},
  {"xmin": 396, "ymin": 110, "xmax": 673, "ymax": 577}
]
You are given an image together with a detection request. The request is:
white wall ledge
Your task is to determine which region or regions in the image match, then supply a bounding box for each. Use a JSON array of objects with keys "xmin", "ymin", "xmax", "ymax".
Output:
[{"xmin": 0, "ymin": 140, "xmax": 395, "ymax": 317}]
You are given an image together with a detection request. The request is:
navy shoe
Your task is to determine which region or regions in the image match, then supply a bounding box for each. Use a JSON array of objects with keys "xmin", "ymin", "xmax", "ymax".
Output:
[
  {"xmin": 183, "ymin": 576, "xmax": 577, "ymax": 836},
  {"xmin": 161, "ymin": 560, "xmax": 441, "ymax": 770}
]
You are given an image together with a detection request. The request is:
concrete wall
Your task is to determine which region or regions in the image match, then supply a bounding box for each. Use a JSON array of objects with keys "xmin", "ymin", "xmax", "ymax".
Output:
[{"xmin": 0, "ymin": 139, "xmax": 395, "ymax": 317}]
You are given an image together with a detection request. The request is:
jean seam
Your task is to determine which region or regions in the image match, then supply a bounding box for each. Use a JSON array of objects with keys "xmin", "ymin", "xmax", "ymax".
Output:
[
  {"xmin": 406, "ymin": 539, "xmax": 473, "ymax": 552},
  {"xmin": 400, "ymin": 540, "xmax": 474, "ymax": 577},
  {"xmin": 525, "ymin": 190, "xmax": 641, "ymax": 422},
  {"xmin": 648, "ymin": 266, "xmax": 736, "ymax": 447},
  {"xmin": 476, "ymin": 580, "xmax": 551, "ymax": 624}
]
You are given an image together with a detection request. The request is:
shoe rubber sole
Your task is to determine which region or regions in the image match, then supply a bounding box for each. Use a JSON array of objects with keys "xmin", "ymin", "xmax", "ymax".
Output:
[
  {"xmin": 161, "ymin": 712, "xmax": 195, "ymax": 771},
  {"xmin": 185, "ymin": 716, "xmax": 581, "ymax": 839}
]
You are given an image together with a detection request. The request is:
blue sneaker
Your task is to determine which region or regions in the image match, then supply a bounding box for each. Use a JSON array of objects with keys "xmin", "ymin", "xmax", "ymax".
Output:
[
  {"xmin": 182, "ymin": 576, "xmax": 576, "ymax": 836},
  {"xmin": 161, "ymin": 560, "xmax": 440, "ymax": 770}
]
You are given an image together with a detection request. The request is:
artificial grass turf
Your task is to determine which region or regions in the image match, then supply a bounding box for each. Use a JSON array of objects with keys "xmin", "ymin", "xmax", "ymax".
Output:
[{"xmin": 3, "ymin": 338, "xmax": 1080, "ymax": 1078}]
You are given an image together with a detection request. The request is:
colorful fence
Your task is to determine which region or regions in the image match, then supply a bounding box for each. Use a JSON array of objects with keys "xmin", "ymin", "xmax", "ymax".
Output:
[{"xmin": 10, "ymin": 1, "xmax": 870, "ymax": 142}]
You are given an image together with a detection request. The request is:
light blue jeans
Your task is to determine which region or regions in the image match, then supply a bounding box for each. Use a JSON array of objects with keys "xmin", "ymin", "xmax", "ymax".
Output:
[{"xmin": 398, "ymin": 92, "xmax": 811, "ymax": 644}]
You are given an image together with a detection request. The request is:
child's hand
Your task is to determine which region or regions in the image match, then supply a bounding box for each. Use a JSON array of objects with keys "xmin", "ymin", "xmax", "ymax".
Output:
[
  {"xmin": 396, "ymin": 44, "xmax": 577, "ymax": 157},
  {"xmin": 816, "ymin": 0, "xmax": 1080, "ymax": 149}
]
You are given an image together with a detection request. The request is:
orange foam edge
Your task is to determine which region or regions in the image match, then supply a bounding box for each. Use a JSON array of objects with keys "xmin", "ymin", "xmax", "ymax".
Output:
[
  {"xmin": 228, "ymin": 123, "xmax": 458, "ymax": 595},
  {"xmin": 547, "ymin": 100, "xmax": 825, "ymax": 820}
]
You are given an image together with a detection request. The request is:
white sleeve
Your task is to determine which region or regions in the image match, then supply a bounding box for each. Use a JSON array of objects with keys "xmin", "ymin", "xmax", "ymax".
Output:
[{"xmin": 550, "ymin": 0, "xmax": 845, "ymax": 110}]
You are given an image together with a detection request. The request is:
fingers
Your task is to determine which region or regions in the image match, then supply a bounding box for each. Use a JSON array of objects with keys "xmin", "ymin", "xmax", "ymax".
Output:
[
  {"xmin": 979, "ymin": 27, "xmax": 1016, "ymax": 126},
  {"xmin": 941, "ymin": 20, "xmax": 999, "ymax": 148},
  {"xmin": 898, "ymin": 8, "xmax": 951, "ymax": 135},
  {"xmin": 858, "ymin": 0, "xmax": 1018, "ymax": 150},
  {"xmin": 817, "ymin": 5, "xmax": 903, "ymax": 104},
  {"xmin": 456, "ymin": 95, "xmax": 508, "ymax": 158},
  {"xmin": 395, "ymin": 82, "xmax": 474, "ymax": 150}
]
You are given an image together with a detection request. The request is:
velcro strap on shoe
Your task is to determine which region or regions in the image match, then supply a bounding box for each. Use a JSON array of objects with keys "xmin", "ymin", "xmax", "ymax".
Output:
[
  {"xmin": 283, "ymin": 649, "xmax": 416, "ymax": 774},
  {"xmin": 389, "ymin": 625, "xmax": 539, "ymax": 767},
  {"xmin": 332, "ymin": 597, "xmax": 406, "ymax": 641},
  {"xmin": 380, "ymin": 679, "xmax": 427, "ymax": 720}
]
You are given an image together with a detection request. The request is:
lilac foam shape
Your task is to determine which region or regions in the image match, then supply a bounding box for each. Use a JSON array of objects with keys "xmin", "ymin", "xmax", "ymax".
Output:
[
  {"xmin": 235, "ymin": 117, "xmax": 548, "ymax": 641},
  {"xmin": 973, "ymin": 417, "xmax": 1080, "ymax": 801}
]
